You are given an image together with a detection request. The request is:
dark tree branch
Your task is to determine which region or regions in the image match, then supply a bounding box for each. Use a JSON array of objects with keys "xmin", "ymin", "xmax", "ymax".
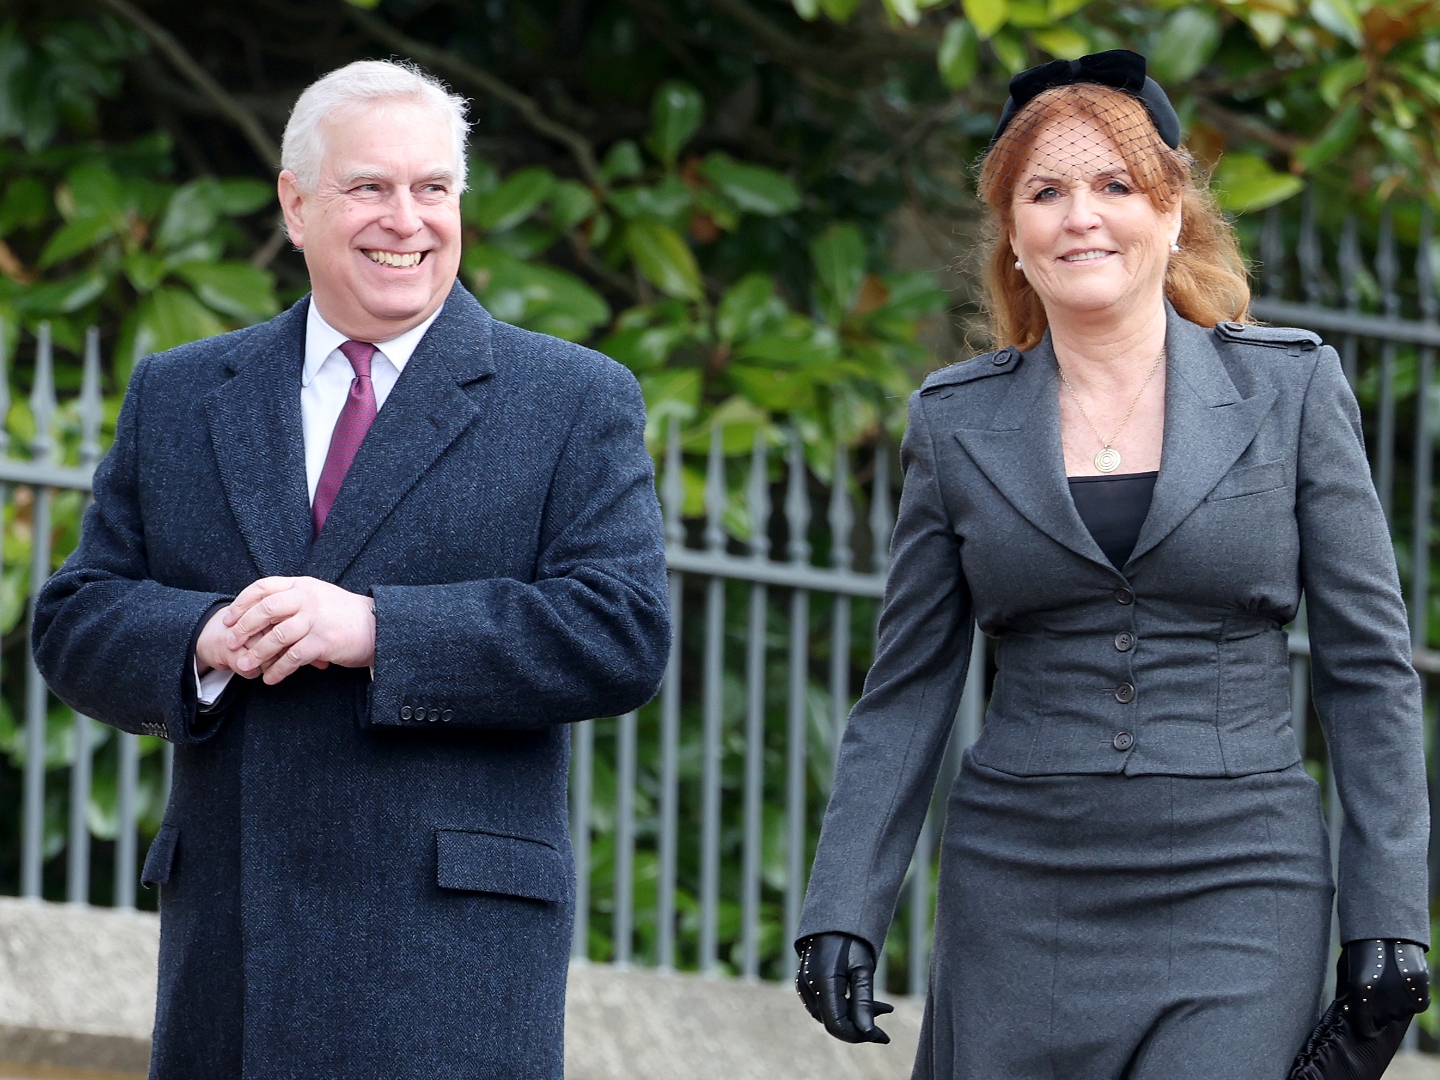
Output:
[
  {"xmin": 1195, "ymin": 99, "xmax": 1303, "ymax": 156},
  {"xmin": 345, "ymin": 6, "xmax": 603, "ymax": 186},
  {"xmin": 700, "ymin": 0, "xmax": 931, "ymax": 71},
  {"xmin": 98, "ymin": 0, "xmax": 282, "ymax": 169}
]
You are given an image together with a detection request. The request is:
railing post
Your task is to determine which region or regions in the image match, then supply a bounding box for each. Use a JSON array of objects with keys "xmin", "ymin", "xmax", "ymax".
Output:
[
  {"xmin": 656, "ymin": 414, "xmax": 684, "ymax": 971},
  {"xmin": 741, "ymin": 429, "xmax": 770, "ymax": 980},
  {"xmin": 22, "ymin": 321, "xmax": 58, "ymax": 899},
  {"xmin": 699, "ymin": 424, "xmax": 726, "ymax": 975},
  {"xmin": 828, "ymin": 445, "xmax": 853, "ymax": 771},
  {"xmin": 570, "ymin": 717, "xmax": 593, "ymax": 961},
  {"xmin": 1375, "ymin": 207, "xmax": 1399, "ymax": 522},
  {"xmin": 784, "ymin": 428, "xmax": 811, "ymax": 948}
]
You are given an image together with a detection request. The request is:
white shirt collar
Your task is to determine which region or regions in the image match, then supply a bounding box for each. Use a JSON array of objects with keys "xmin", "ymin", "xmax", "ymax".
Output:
[{"xmin": 302, "ymin": 298, "xmax": 445, "ymax": 386}]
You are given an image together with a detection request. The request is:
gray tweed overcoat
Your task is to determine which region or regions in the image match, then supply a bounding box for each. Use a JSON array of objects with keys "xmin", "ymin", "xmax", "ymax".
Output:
[
  {"xmin": 33, "ymin": 283, "xmax": 670, "ymax": 1080},
  {"xmin": 799, "ymin": 309, "xmax": 1430, "ymax": 1074}
]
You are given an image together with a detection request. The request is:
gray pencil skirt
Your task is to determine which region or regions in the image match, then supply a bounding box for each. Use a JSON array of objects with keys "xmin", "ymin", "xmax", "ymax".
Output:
[{"xmin": 914, "ymin": 753, "xmax": 1334, "ymax": 1080}]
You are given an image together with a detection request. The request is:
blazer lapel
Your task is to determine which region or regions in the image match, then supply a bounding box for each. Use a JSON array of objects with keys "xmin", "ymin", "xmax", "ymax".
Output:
[
  {"xmin": 304, "ymin": 284, "xmax": 495, "ymax": 583},
  {"xmin": 1128, "ymin": 311, "xmax": 1277, "ymax": 564},
  {"xmin": 204, "ymin": 300, "xmax": 313, "ymax": 578},
  {"xmin": 952, "ymin": 334, "xmax": 1112, "ymax": 568}
]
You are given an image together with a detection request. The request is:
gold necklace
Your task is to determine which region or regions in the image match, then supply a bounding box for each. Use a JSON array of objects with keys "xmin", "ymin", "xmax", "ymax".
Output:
[{"xmin": 1057, "ymin": 348, "xmax": 1166, "ymax": 474}]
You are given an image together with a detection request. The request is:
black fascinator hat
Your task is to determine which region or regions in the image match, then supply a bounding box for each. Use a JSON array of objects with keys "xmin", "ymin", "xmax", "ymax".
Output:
[{"xmin": 989, "ymin": 49, "xmax": 1181, "ymax": 151}]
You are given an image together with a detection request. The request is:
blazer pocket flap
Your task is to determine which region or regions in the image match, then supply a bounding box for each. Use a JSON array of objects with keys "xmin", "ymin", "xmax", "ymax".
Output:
[
  {"xmin": 141, "ymin": 824, "xmax": 179, "ymax": 887},
  {"xmin": 436, "ymin": 829, "xmax": 570, "ymax": 903},
  {"xmin": 1209, "ymin": 460, "xmax": 1287, "ymax": 500}
]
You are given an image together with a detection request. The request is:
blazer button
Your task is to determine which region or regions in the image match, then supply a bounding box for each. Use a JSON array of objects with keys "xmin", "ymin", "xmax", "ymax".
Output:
[
  {"xmin": 428, "ymin": 708, "xmax": 440, "ymax": 722},
  {"xmin": 1113, "ymin": 731, "xmax": 1135, "ymax": 751},
  {"xmin": 992, "ymin": 350, "xmax": 1011, "ymax": 365},
  {"xmin": 1114, "ymin": 632, "xmax": 1135, "ymax": 652},
  {"xmin": 400, "ymin": 706, "xmax": 413, "ymax": 720},
  {"xmin": 1114, "ymin": 588, "xmax": 1133, "ymax": 605},
  {"xmin": 1114, "ymin": 682, "xmax": 1135, "ymax": 704},
  {"xmin": 442, "ymin": 709, "xmax": 453, "ymax": 722}
]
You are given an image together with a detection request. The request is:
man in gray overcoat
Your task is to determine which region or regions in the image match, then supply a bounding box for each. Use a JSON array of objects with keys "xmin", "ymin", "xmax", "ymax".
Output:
[{"xmin": 33, "ymin": 60, "xmax": 670, "ymax": 1079}]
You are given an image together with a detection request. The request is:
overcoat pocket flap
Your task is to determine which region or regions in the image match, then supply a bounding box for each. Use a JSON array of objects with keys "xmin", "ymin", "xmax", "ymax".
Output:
[
  {"xmin": 436, "ymin": 828, "xmax": 570, "ymax": 903},
  {"xmin": 1208, "ymin": 460, "xmax": 1287, "ymax": 500},
  {"xmin": 141, "ymin": 823, "xmax": 179, "ymax": 887}
]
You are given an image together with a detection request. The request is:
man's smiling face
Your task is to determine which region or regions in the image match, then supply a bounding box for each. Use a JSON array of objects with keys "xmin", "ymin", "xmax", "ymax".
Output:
[{"xmin": 278, "ymin": 98, "xmax": 462, "ymax": 342}]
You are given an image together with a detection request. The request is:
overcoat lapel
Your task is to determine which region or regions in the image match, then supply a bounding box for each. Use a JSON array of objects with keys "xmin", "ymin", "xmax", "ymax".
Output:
[
  {"xmin": 204, "ymin": 300, "xmax": 313, "ymax": 578},
  {"xmin": 1127, "ymin": 312, "xmax": 1276, "ymax": 564},
  {"xmin": 305, "ymin": 285, "xmax": 495, "ymax": 583},
  {"xmin": 952, "ymin": 334, "xmax": 1111, "ymax": 568}
]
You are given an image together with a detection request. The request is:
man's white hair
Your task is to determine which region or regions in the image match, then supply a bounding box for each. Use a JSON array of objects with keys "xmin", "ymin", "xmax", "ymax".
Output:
[{"xmin": 281, "ymin": 60, "xmax": 470, "ymax": 192}]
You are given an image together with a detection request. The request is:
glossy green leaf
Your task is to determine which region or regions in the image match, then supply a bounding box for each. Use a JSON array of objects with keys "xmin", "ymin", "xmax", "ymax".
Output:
[
  {"xmin": 469, "ymin": 167, "xmax": 556, "ymax": 232},
  {"xmin": 599, "ymin": 141, "xmax": 644, "ymax": 183},
  {"xmin": 174, "ymin": 261, "xmax": 279, "ymax": 323},
  {"xmin": 818, "ymin": 0, "xmax": 861, "ymax": 23},
  {"xmin": 1033, "ymin": 26, "xmax": 1090, "ymax": 61},
  {"xmin": 717, "ymin": 273, "xmax": 788, "ymax": 344},
  {"xmin": 609, "ymin": 176, "xmax": 693, "ymax": 224},
  {"xmin": 990, "ymin": 28, "xmax": 1030, "ymax": 74},
  {"xmin": 1006, "ymin": 0, "xmax": 1050, "ymax": 28},
  {"xmin": 648, "ymin": 81, "xmax": 704, "ymax": 168},
  {"xmin": 625, "ymin": 219, "xmax": 703, "ymax": 299},
  {"xmin": 550, "ymin": 180, "xmax": 597, "ymax": 230},
  {"xmin": 1048, "ymin": 0, "xmax": 1091, "ymax": 16},
  {"xmin": 1150, "ymin": 7, "xmax": 1220, "ymax": 83},
  {"xmin": 15, "ymin": 270, "xmax": 108, "ymax": 315},
  {"xmin": 129, "ymin": 286, "xmax": 227, "ymax": 354},
  {"xmin": 1295, "ymin": 100, "xmax": 1360, "ymax": 170},
  {"xmin": 699, "ymin": 153, "xmax": 800, "ymax": 216},
  {"xmin": 1319, "ymin": 55, "xmax": 1366, "ymax": 109},
  {"xmin": 123, "ymin": 251, "xmax": 167, "ymax": 293},
  {"xmin": 881, "ymin": 0, "xmax": 923, "ymax": 26},
  {"xmin": 465, "ymin": 242, "xmax": 610, "ymax": 340},
  {"xmin": 156, "ymin": 180, "xmax": 223, "ymax": 251},
  {"xmin": 640, "ymin": 368, "xmax": 701, "ymax": 437},
  {"xmin": 216, "ymin": 178, "xmax": 273, "ymax": 216},
  {"xmin": 0, "ymin": 178, "xmax": 49, "ymax": 235},
  {"xmin": 1309, "ymin": 0, "xmax": 1362, "ymax": 47},
  {"xmin": 962, "ymin": 0, "xmax": 1009, "ymax": 40},
  {"xmin": 1242, "ymin": 9, "xmax": 1286, "ymax": 48},
  {"xmin": 598, "ymin": 324, "xmax": 691, "ymax": 372},
  {"xmin": 726, "ymin": 363, "xmax": 817, "ymax": 412},
  {"xmin": 811, "ymin": 223, "xmax": 867, "ymax": 320},
  {"xmin": 938, "ymin": 20, "xmax": 980, "ymax": 90},
  {"xmin": 59, "ymin": 163, "xmax": 129, "ymax": 223},
  {"xmin": 1211, "ymin": 153, "xmax": 1304, "ymax": 215},
  {"xmin": 38, "ymin": 214, "xmax": 117, "ymax": 268},
  {"xmin": 790, "ymin": 0, "xmax": 821, "ymax": 20},
  {"xmin": 877, "ymin": 270, "xmax": 947, "ymax": 320}
]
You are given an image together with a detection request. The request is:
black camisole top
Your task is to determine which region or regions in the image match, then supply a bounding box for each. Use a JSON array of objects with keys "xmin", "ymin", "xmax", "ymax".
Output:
[{"xmin": 1067, "ymin": 471, "xmax": 1158, "ymax": 570}]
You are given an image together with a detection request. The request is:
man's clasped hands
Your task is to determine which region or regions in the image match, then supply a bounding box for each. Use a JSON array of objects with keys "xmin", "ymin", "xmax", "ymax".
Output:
[{"xmin": 195, "ymin": 577, "xmax": 377, "ymax": 686}]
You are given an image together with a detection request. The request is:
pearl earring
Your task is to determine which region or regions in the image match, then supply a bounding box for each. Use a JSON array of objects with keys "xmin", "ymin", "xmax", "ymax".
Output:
[
  {"xmin": 1014, "ymin": 260, "xmax": 1023, "ymax": 270},
  {"xmin": 1170, "ymin": 242, "xmax": 1181, "ymax": 254}
]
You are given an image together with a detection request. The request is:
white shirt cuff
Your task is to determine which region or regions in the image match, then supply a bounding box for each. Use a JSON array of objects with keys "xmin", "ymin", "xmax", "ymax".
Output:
[{"xmin": 195, "ymin": 656, "xmax": 235, "ymax": 707}]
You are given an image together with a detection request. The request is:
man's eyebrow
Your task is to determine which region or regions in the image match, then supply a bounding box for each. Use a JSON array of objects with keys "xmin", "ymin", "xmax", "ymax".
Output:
[{"xmin": 334, "ymin": 168, "xmax": 458, "ymax": 186}]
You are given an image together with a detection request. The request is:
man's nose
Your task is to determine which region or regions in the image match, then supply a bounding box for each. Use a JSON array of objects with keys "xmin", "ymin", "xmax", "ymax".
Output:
[{"xmin": 380, "ymin": 190, "xmax": 424, "ymax": 236}]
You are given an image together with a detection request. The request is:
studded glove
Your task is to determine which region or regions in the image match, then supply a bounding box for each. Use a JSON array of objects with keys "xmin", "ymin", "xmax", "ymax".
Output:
[
  {"xmin": 794, "ymin": 932, "xmax": 894, "ymax": 1044},
  {"xmin": 1339, "ymin": 939, "xmax": 1430, "ymax": 1039}
]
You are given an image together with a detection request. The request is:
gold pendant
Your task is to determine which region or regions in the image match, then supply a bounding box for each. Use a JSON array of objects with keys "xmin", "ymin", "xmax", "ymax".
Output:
[{"xmin": 1095, "ymin": 447, "xmax": 1122, "ymax": 473}]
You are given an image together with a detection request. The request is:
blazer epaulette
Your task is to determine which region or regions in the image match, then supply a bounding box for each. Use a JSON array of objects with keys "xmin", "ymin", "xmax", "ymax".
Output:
[
  {"xmin": 1213, "ymin": 320, "xmax": 1321, "ymax": 354},
  {"xmin": 920, "ymin": 347, "xmax": 1021, "ymax": 394}
]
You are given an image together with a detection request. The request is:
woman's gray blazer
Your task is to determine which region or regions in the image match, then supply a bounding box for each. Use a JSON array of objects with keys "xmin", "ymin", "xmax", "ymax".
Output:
[{"xmin": 800, "ymin": 307, "xmax": 1430, "ymax": 954}]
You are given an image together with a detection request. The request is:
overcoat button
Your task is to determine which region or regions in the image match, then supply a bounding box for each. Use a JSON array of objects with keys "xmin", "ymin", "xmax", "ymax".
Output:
[
  {"xmin": 442, "ymin": 709, "xmax": 453, "ymax": 722},
  {"xmin": 1114, "ymin": 682, "xmax": 1135, "ymax": 704},
  {"xmin": 1114, "ymin": 588, "xmax": 1133, "ymax": 605},
  {"xmin": 400, "ymin": 706, "xmax": 413, "ymax": 720},
  {"xmin": 1114, "ymin": 632, "xmax": 1135, "ymax": 652},
  {"xmin": 1113, "ymin": 731, "xmax": 1135, "ymax": 751},
  {"xmin": 992, "ymin": 351, "xmax": 1010, "ymax": 365},
  {"xmin": 428, "ymin": 708, "xmax": 440, "ymax": 722},
  {"xmin": 1223, "ymin": 321, "xmax": 1245, "ymax": 332}
]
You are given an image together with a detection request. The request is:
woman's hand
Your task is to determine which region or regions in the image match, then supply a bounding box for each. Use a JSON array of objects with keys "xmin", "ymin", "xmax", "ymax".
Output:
[
  {"xmin": 1339, "ymin": 939, "xmax": 1430, "ymax": 1039},
  {"xmin": 794, "ymin": 932, "xmax": 893, "ymax": 1044}
]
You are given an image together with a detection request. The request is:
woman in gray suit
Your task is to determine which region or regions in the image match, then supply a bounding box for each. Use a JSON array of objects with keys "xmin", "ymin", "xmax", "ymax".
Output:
[{"xmin": 794, "ymin": 51, "xmax": 1431, "ymax": 1079}]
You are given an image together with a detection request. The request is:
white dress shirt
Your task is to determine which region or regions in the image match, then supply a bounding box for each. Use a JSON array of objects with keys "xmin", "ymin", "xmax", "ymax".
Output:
[{"xmin": 196, "ymin": 299, "xmax": 445, "ymax": 705}]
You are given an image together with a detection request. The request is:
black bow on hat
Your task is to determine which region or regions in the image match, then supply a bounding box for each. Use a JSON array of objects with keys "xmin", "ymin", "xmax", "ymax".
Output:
[{"xmin": 989, "ymin": 49, "xmax": 1182, "ymax": 150}]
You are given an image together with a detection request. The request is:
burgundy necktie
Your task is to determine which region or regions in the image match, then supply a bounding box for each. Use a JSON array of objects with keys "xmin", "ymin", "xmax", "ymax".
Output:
[{"xmin": 312, "ymin": 340, "xmax": 378, "ymax": 536}]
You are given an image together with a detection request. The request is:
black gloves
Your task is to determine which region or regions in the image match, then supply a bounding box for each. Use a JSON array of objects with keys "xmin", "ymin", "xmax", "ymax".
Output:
[
  {"xmin": 1338, "ymin": 939, "xmax": 1429, "ymax": 1039},
  {"xmin": 794, "ymin": 932, "xmax": 894, "ymax": 1044},
  {"xmin": 1290, "ymin": 940, "xmax": 1430, "ymax": 1080}
]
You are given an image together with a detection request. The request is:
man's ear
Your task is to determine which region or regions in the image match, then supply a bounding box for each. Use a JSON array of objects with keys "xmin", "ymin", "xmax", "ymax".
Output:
[{"xmin": 277, "ymin": 171, "xmax": 306, "ymax": 250}]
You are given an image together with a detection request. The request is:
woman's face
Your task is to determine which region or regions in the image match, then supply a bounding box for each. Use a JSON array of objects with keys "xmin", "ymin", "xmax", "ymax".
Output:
[{"xmin": 1008, "ymin": 114, "xmax": 1181, "ymax": 324}]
